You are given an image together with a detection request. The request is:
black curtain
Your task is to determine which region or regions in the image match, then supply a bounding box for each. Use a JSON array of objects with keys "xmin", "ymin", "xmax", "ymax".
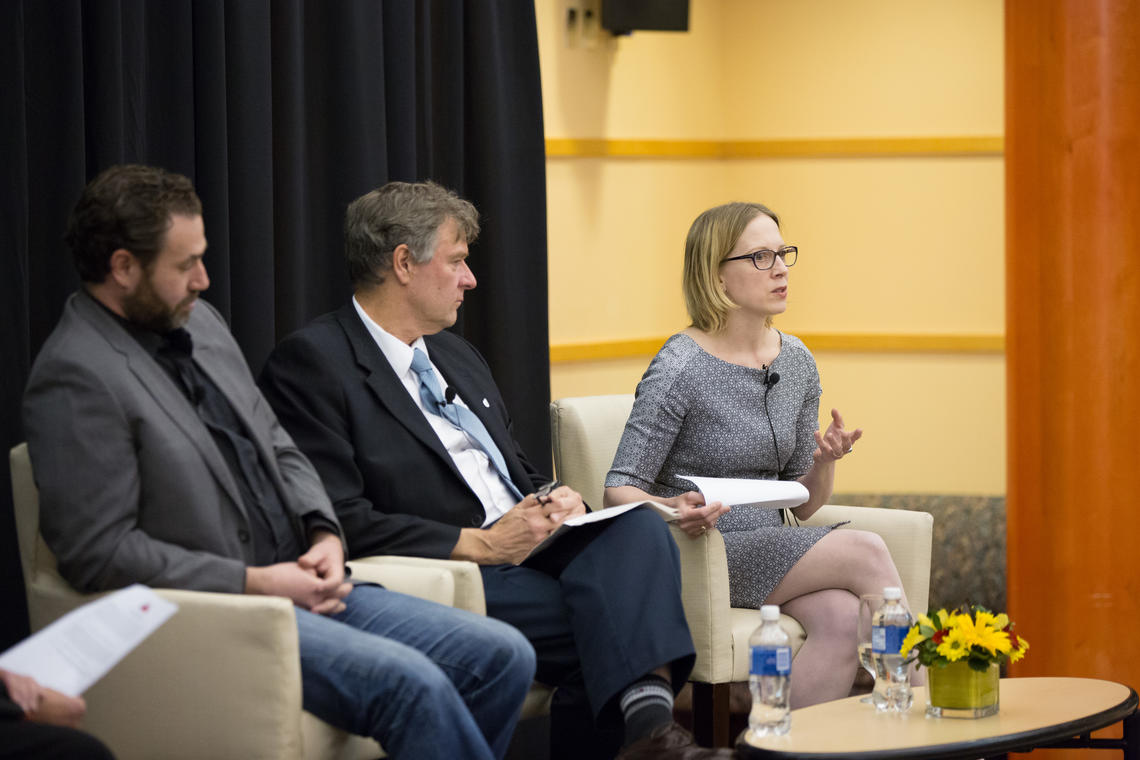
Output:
[{"xmin": 0, "ymin": 0, "xmax": 549, "ymax": 649}]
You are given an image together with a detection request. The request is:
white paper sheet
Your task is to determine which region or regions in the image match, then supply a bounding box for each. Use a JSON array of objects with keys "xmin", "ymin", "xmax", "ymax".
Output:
[
  {"xmin": 0, "ymin": 584, "xmax": 178, "ymax": 697},
  {"xmin": 564, "ymin": 500, "xmax": 678, "ymax": 526},
  {"xmin": 677, "ymin": 475, "xmax": 809, "ymax": 509}
]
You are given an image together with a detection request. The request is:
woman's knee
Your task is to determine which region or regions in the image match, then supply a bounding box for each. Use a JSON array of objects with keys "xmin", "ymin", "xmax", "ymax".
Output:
[
  {"xmin": 845, "ymin": 528, "xmax": 887, "ymax": 553},
  {"xmin": 836, "ymin": 529, "xmax": 895, "ymax": 573}
]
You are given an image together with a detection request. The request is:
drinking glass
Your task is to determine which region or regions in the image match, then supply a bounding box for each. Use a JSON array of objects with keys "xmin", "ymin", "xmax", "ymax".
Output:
[{"xmin": 856, "ymin": 593, "xmax": 883, "ymax": 703}]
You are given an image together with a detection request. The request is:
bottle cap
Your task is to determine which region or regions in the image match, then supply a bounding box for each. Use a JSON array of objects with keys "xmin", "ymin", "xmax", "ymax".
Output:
[
  {"xmin": 883, "ymin": 586, "xmax": 902, "ymax": 600},
  {"xmin": 760, "ymin": 604, "xmax": 781, "ymax": 621}
]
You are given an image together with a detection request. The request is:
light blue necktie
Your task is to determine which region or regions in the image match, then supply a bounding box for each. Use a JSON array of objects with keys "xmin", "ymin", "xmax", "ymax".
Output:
[{"xmin": 410, "ymin": 348, "xmax": 524, "ymax": 501}]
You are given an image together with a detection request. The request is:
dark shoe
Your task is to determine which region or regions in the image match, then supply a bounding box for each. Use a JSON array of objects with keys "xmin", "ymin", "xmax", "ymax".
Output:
[{"xmin": 617, "ymin": 721, "xmax": 737, "ymax": 759}]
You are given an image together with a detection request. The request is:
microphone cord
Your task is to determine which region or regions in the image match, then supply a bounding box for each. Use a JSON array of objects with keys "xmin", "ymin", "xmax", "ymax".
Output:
[{"xmin": 763, "ymin": 366, "xmax": 799, "ymax": 527}]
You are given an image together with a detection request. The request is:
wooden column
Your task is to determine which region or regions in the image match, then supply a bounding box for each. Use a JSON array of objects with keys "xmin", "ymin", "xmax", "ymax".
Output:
[{"xmin": 1006, "ymin": 0, "xmax": 1140, "ymax": 703}]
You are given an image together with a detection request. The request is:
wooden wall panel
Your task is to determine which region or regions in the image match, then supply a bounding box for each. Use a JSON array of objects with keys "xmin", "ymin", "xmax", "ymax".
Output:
[{"xmin": 1005, "ymin": 0, "xmax": 1140, "ymax": 725}]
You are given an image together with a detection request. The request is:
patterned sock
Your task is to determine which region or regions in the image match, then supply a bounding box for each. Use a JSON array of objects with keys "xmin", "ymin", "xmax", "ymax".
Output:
[{"xmin": 619, "ymin": 673, "xmax": 674, "ymax": 746}]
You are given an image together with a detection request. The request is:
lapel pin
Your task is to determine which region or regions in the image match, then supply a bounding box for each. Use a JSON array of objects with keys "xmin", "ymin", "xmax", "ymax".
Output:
[{"xmin": 482, "ymin": 398, "xmax": 490, "ymax": 408}]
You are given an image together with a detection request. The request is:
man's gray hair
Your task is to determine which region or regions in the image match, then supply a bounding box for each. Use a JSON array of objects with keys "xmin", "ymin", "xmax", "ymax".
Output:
[{"xmin": 345, "ymin": 181, "xmax": 480, "ymax": 288}]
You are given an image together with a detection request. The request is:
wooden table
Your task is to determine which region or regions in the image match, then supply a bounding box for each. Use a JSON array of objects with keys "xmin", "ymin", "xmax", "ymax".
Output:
[{"xmin": 736, "ymin": 677, "xmax": 1138, "ymax": 759}]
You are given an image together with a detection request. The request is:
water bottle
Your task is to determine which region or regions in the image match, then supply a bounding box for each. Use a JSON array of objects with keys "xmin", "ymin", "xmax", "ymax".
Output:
[
  {"xmin": 871, "ymin": 586, "xmax": 913, "ymax": 712},
  {"xmin": 747, "ymin": 604, "xmax": 792, "ymax": 738}
]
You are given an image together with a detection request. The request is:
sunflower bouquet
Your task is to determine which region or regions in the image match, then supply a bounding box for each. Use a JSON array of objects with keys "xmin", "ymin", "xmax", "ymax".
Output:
[{"xmin": 900, "ymin": 605, "xmax": 1030, "ymax": 672}]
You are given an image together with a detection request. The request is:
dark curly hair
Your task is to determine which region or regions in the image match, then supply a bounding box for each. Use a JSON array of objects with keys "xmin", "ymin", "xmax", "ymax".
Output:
[{"xmin": 65, "ymin": 164, "xmax": 202, "ymax": 282}]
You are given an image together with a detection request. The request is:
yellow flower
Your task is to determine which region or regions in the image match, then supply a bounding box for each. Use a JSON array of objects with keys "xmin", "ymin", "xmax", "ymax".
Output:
[
  {"xmin": 974, "ymin": 610, "xmax": 1000, "ymax": 630},
  {"xmin": 968, "ymin": 611, "xmax": 1012, "ymax": 655},
  {"xmin": 951, "ymin": 613, "xmax": 995, "ymax": 655},
  {"xmin": 936, "ymin": 624, "xmax": 972, "ymax": 662},
  {"xmin": 900, "ymin": 626, "xmax": 926, "ymax": 655},
  {"xmin": 917, "ymin": 613, "xmax": 936, "ymax": 630},
  {"xmin": 971, "ymin": 625, "xmax": 1011, "ymax": 656},
  {"xmin": 953, "ymin": 612, "xmax": 977, "ymax": 636}
]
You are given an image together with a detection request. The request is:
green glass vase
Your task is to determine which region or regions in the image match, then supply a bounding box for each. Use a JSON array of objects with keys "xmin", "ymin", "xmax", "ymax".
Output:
[{"xmin": 925, "ymin": 661, "xmax": 1000, "ymax": 718}]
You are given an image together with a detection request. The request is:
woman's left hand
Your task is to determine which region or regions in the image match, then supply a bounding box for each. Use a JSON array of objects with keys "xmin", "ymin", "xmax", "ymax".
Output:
[{"xmin": 813, "ymin": 408, "xmax": 863, "ymax": 463}]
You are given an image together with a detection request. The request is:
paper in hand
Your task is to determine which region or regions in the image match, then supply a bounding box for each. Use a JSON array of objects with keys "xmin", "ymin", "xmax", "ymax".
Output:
[
  {"xmin": 0, "ymin": 584, "xmax": 178, "ymax": 696},
  {"xmin": 677, "ymin": 475, "xmax": 809, "ymax": 509}
]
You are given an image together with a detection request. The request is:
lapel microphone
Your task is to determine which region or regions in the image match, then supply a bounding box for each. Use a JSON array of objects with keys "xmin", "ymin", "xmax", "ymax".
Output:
[
  {"xmin": 444, "ymin": 386, "xmax": 457, "ymax": 405},
  {"xmin": 763, "ymin": 366, "xmax": 783, "ymax": 488}
]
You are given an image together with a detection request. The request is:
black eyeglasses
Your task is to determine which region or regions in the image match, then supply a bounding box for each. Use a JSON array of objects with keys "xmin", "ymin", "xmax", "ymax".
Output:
[{"xmin": 721, "ymin": 246, "xmax": 798, "ymax": 271}]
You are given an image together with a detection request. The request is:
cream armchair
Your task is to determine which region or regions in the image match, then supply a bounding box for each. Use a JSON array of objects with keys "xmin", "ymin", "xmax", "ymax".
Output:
[
  {"xmin": 9, "ymin": 443, "xmax": 517, "ymax": 759},
  {"xmin": 549, "ymin": 395, "xmax": 933, "ymax": 747}
]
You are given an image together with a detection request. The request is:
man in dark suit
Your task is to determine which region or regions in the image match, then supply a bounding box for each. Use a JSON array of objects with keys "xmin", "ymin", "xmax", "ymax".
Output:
[
  {"xmin": 23, "ymin": 165, "xmax": 535, "ymax": 760},
  {"xmin": 260, "ymin": 181, "xmax": 732, "ymax": 760}
]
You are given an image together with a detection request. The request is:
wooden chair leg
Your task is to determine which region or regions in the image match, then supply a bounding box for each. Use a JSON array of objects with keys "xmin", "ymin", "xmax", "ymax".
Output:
[{"xmin": 691, "ymin": 682, "xmax": 732, "ymax": 748}]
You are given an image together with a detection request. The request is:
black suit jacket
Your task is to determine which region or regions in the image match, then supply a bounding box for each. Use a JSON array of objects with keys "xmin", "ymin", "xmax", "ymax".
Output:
[{"xmin": 260, "ymin": 303, "xmax": 548, "ymax": 560}]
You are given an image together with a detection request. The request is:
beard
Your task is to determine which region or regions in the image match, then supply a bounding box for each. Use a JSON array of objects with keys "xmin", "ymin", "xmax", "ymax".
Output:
[{"xmin": 122, "ymin": 276, "xmax": 196, "ymax": 333}]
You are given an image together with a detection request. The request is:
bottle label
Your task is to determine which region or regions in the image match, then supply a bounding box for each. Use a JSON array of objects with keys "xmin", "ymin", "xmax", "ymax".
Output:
[
  {"xmin": 751, "ymin": 645, "xmax": 791, "ymax": 676},
  {"xmin": 871, "ymin": 624, "xmax": 909, "ymax": 654}
]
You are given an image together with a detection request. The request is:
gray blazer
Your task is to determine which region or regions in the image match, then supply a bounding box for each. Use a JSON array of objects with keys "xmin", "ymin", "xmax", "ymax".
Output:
[{"xmin": 23, "ymin": 291, "xmax": 339, "ymax": 594}]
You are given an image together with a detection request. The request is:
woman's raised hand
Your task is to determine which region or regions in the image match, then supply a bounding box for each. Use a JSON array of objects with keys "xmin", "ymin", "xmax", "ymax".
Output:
[{"xmin": 813, "ymin": 408, "xmax": 863, "ymax": 463}]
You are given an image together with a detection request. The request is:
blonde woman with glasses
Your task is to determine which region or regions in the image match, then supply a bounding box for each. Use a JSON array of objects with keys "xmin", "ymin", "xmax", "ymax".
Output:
[{"xmin": 605, "ymin": 201, "xmax": 917, "ymax": 707}]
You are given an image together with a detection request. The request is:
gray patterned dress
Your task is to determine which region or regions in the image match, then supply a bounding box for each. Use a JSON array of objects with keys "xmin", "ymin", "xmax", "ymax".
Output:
[{"xmin": 606, "ymin": 332, "xmax": 840, "ymax": 608}]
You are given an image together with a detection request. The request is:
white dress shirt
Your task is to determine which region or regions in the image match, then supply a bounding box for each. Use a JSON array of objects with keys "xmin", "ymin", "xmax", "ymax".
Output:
[{"xmin": 352, "ymin": 297, "xmax": 517, "ymax": 526}]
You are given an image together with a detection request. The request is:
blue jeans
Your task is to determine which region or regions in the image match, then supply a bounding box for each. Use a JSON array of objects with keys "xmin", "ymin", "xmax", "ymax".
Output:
[{"xmin": 295, "ymin": 584, "xmax": 535, "ymax": 760}]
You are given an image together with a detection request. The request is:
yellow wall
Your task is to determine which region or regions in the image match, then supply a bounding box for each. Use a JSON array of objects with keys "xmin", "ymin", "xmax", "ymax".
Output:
[{"xmin": 537, "ymin": 0, "xmax": 1005, "ymax": 494}]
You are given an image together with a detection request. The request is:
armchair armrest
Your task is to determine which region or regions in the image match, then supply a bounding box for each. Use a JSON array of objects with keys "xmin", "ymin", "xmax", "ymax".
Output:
[
  {"xmin": 670, "ymin": 524, "xmax": 737, "ymax": 683},
  {"xmin": 347, "ymin": 559, "xmax": 456, "ymax": 608},
  {"xmin": 348, "ymin": 556, "xmax": 486, "ymax": 615},
  {"xmin": 81, "ymin": 589, "xmax": 305, "ymax": 760},
  {"xmin": 802, "ymin": 505, "xmax": 934, "ymax": 614}
]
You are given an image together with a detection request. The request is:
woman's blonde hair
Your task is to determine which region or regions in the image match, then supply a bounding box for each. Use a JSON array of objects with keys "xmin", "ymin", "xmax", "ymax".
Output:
[{"xmin": 683, "ymin": 201, "xmax": 780, "ymax": 332}]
